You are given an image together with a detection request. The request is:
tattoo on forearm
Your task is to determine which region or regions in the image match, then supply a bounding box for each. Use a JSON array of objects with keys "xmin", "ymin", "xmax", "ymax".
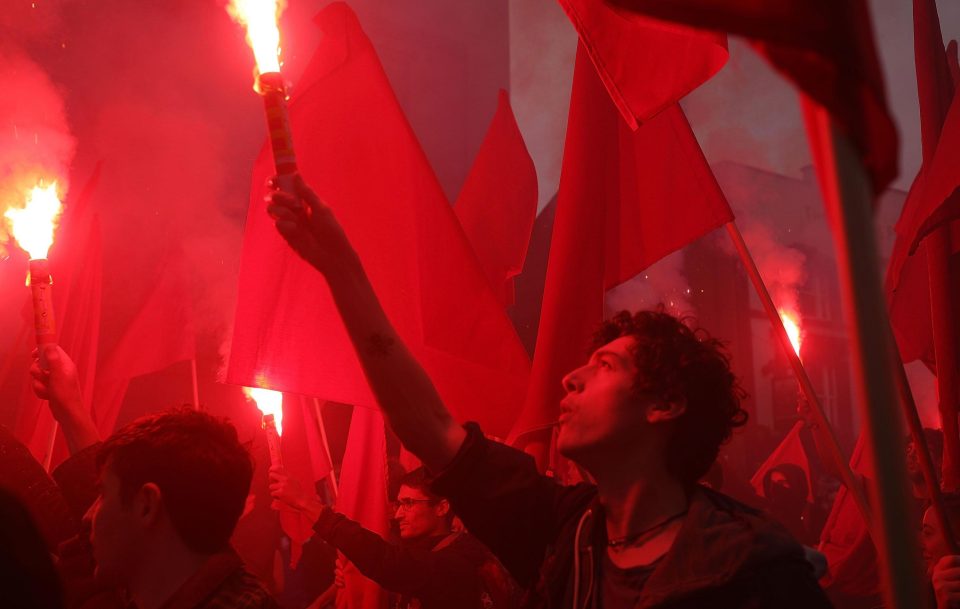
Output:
[{"xmin": 366, "ymin": 332, "xmax": 396, "ymax": 358}]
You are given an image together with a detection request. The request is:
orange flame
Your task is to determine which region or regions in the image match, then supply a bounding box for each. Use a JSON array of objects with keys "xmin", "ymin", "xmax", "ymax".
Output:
[
  {"xmin": 244, "ymin": 386, "xmax": 284, "ymax": 435},
  {"xmin": 226, "ymin": 0, "xmax": 286, "ymax": 75},
  {"xmin": 778, "ymin": 309, "xmax": 802, "ymax": 357},
  {"xmin": 4, "ymin": 182, "xmax": 63, "ymax": 260}
]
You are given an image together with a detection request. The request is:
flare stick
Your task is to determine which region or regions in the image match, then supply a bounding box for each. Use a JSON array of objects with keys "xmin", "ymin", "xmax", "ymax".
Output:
[{"xmin": 258, "ymin": 72, "xmax": 297, "ymax": 193}]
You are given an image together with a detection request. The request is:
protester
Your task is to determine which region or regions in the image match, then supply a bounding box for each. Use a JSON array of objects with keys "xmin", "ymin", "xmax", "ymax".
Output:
[
  {"xmin": 30, "ymin": 345, "xmax": 279, "ymax": 609},
  {"xmin": 271, "ymin": 465, "xmax": 517, "ymax": 609},
  {"xmin": 921, "ymin": 492, "xmax": 960, "ymax": 609},
  {"xmin": 266, "ymin": 175, "xmax": 833, "ymax": 608},
  {"xmin": 762, "ymin": 463, "xmax": 822, "ymax": 547},
  {"xmin": 807, "ymin": 398, "xmax": 943, "ymax": 609}
]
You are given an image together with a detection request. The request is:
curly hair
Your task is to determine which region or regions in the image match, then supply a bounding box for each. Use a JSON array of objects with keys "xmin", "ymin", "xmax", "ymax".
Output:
[
  {"xmin": 97, "ymin": 407, "xmax": 254, "ymax": 554},
  {"xmin": 592, "ymin": 309, "xmax": 748, "ymax": 487}
]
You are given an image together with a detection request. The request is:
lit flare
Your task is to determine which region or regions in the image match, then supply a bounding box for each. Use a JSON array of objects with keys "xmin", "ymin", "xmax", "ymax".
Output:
[
  {"xmin": 4, "ymin": 182, "xmax": 63, "ymax": 260},
  {"xmin": 227, "ymin": 0, "xmax": 286, "ymax": 75},
  {"xmin": 779, "ymin": 309, "xmax": 803, "ymax": 357},
  {"xmin": 244, "ymin": 386, "xmax": 284, "ymax": 435}
]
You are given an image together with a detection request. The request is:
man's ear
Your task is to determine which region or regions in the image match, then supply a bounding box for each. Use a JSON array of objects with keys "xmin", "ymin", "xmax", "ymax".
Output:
[
  {"xmin": 645, "ymin": 397, "xmax": 687, "ymax": 424},
  {"xmin": 436, "ymin": 498, "xmax": 451, "ymax": 519},
  {"xmin": 134, "ymin": 483, "xmax": 164, "ymax": 526}
]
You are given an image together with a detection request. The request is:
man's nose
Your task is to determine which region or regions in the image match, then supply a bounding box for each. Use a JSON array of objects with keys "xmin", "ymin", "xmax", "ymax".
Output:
[{"xmin": 562, "ymin": 366, "xmax": 586, "ymax": 394}]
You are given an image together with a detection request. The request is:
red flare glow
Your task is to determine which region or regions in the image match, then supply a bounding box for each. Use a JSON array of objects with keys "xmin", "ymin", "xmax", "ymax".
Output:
[
  {"xmin": 227, "ymin": 0, "xmax": 286, "ymax": 76},
  {"xmin": 4, "ymin": 182, "xmax": 63, "ymax": 260},
  {"xmin": 243, "ymin": 385, "xmax": 283, "ymax": 435},
  {"xmin": 779, "ymin": 309, "xmax": 803, "ymax": 357}
]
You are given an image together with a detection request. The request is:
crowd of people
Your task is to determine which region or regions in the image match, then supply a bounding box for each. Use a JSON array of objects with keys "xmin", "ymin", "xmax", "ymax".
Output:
[{"xmin": 1, "ymin": 173, "xmax": 958, "ymax": 609}]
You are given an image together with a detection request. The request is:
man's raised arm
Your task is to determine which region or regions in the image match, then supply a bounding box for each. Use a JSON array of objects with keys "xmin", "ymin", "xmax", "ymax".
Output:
[{"xmin": 266, "ymin": 175, "xmax": 466, "ymax": 471}]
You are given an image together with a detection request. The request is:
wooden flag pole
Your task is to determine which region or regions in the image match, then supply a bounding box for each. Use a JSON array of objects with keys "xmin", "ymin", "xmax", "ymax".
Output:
[
  {"xmin": 725, "ymin": 221, "xmax": 871, "ymax": 526},
  {"xmin": 803, "ymin": 100, "xmax": 927, "ymax": 609},
  {"xmin": 312, "ymin": 398, "xmax": 339, "ymax": 499},
  {"xmin": 43, "ymin": 421, "xmax": 58, "ymax": 471}
]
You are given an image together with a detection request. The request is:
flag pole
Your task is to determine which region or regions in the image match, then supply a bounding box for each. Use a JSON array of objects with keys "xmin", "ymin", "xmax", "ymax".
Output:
[
  {"xmin": 724, "ymin": 221, "xmax": 871, "ymax": 524},
  {"xmin": 43, "ymin": 421, "xmax": 58, "ymax": 471},
  {"xmin": 312, "ymin": 398, "xmax": 338, "ymax": 499},
  {"xmin": 803, "ymin": 100, "xmax": 927, "ymax": 609},
  {"xmin": 190, "ymin": 358, "xmax": 200, "ymax": 411}
]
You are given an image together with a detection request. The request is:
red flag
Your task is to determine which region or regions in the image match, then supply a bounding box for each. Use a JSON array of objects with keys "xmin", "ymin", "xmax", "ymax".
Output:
[
  {"xmin": 92, "ymin": 247, "xmax": 196, "ymax": 436},
  {"xmin": 818, "ymin": 437, "xmax": 881, "ymax": 604},
  {"xmin": 12, "ymin": 166, "xmax": 104, "ymax": 467},
  {"xmin": 886, "ymin": 176, "xmax": 960, "ymax": 366},
  {"xmin": 559, "ymin": 0, "xmax": 727, "ymax": 126},
  {"xmin": 507, "ymin": 45, "xmax": 733, "ymax": 445},
  {"xmin": 454, "ymin": 90, "xmax": 538, "ymax": 307},
  {"xmin": 750, "ymin": 422, "xmax": 813, "ymax": 502},
  {"xmin": 885, "ymin": 0, "xmax": 960, "ymax": 367},
  {"xmin": 907, "ymin": 0, "xmax": 960, "ymax": 243},
  {"xmin": 605, "ymin": 0, "xmax": 898, "ymax": 196},
  {"xmin": 227, "ymin": 3, "xmax": 529, "ymax": 438},
  {"xmin": 909, "ymin": 87, "xmax": 960, "ymax": 247},
  {"xmin": 335, "ymin": 406, "xmax": 390, "ymax": 609}
]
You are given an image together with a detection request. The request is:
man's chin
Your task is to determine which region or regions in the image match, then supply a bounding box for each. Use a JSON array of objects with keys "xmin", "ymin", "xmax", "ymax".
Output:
[{"xmin": 556, "ymin": 434, "xmax": 585, "ymax": 461}]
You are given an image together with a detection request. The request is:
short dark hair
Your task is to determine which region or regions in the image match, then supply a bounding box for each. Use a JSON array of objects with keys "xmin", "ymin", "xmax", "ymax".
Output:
[
  {"xmin": 593, "ymin": 309, "xmax": 749, "ymax": 487},
  {"xmin": 97, "ymin": 407, "xmax": 253, "ymax": 554},
  {"xmin": 397, "ymin": 467, "xmax": 438, "ymax": 501}
]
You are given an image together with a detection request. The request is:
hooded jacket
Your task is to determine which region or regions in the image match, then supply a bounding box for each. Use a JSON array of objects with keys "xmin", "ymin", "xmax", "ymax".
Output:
[{"xmin": 431, "ymin": 424, "xmax": 833, "ymax": 609}]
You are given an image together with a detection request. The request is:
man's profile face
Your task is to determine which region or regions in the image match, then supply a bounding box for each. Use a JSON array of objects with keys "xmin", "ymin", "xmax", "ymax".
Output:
[
  {"xmin": 920, "ymin": 506, "xmax": 948, "ymax": 574},
  {"xmin": 393, "ymin": 485, "xmax": 447, "ymax": 541},
  {"xmin": 557, "ymin": 336, "xmax": 646, "ymax": 461},
  {"xmin": 87, "ymin": 464, "xmax": 142, "ymax": 584}
]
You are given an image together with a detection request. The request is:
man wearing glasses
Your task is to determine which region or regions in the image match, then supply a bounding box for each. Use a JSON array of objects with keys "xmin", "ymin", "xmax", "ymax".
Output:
[{"xmin": 270, "ymin": 466, "xmax": 517, "ymax": 609}]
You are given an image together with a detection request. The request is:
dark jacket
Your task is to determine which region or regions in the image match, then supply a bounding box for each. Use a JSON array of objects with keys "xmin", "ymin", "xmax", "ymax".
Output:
[
  {"xmin": 431, "ymin": 424, "xmax": 834, "ymax": 609},
  {"xmin": 314, "ymin": 508, "xmax": 515, "ymax": 609}
]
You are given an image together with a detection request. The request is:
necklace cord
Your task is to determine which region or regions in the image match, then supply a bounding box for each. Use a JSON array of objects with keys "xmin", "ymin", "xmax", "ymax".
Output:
[{"xmin": 606, "ymin": 510, "xmax": 688, "ymax": 548}]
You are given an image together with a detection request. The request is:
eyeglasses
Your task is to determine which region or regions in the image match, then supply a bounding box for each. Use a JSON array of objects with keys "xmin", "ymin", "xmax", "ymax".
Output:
[{"xmin": 393, "ymin": 498, "xmax": 434, "ymax": 511}]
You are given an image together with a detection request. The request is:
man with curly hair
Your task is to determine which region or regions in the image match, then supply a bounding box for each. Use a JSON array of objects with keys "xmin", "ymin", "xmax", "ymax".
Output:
[{"xmin": 267, "ymin": 176, "xmax": 832, "ymax": 608}]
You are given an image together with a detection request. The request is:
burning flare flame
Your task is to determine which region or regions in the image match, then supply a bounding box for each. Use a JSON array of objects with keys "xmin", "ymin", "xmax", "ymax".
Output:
[
  {"xmin": 778, "ymin": 309, "xmax": 803, "ymax": 357},
  {"xmin": 227, "ymin": 0, "xmax": 286, "ymax": 75},
  {"xmin": 244, "ymin": 386, "xmax": 284, "ymax": 435},
  {"xmin": 4, "ymin": 182, "xmax": 63, "ymax": 260}
]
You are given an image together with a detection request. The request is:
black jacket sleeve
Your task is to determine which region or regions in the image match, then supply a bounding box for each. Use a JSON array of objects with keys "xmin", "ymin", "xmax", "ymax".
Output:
[
  {"xmin": 313, "ymin": 509, "xmax": 473, "ymax": 595},
  {"xmin": 429, "ymin": 423, "xmax": 595, "ymax": 588}
]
